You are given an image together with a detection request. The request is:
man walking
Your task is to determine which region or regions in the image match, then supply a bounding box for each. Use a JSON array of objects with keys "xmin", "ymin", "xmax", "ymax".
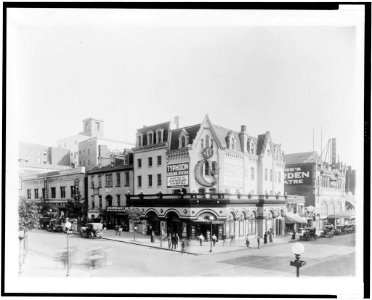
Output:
[{"xmin": 257, "ymin": 234, "xmax": 261, "ymax": 249}]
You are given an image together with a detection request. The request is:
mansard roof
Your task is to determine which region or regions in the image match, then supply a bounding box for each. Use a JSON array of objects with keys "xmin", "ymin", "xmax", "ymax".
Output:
[
  {"xmin": 212, "ymin": 125, "xmax": 241, "ymax": 150},
  {"xmin": 169, "ymin": 124, "xmax": 201, "ymax": 150},
  {"xmin": 136, "ymin": 122, "xmax": 170, "ymax": 145},
  {"xmin": 284, "ymin": 152, "xmax": 321, "ymax": 165}
]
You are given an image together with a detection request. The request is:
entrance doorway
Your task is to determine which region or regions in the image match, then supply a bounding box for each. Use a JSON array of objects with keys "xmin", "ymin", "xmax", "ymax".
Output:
[{"xmin": 166, "ymin": 211, "xmax": 182, "ymax": 237}]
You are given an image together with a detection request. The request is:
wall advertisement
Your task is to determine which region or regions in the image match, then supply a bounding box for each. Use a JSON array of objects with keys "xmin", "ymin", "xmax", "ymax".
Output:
[
  {"xmin": 284, "ymin": 164, "xmax": 313, "ymax": 185},
  {"xmin": 166, "ymin": 163, "xmax": 189, "ymax": 188}
]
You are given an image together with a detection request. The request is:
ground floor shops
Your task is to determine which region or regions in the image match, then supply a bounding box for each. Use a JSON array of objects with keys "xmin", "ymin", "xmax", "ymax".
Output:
[{"xmin": 126, "ymin": 193, "xmax": 292, "ymax": 240}]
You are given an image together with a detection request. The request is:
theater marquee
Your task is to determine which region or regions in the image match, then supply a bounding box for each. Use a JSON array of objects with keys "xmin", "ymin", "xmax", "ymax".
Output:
[
  {"xmin": 284, "ymin": 164, "xmax": 313, "ymax": 185},
  {"xmin": 167, "ymin": 163, "xmax": 189, "ymax": 188}
]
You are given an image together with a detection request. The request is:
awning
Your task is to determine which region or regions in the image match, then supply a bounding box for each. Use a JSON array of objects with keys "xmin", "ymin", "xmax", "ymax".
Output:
[
  {"xmin": 327, "ymin": 212, "xmax": 354, "ymax": 219},
  {"xmin": 285, "ymin": 213, "xmax": 308, "ymax": 224}
]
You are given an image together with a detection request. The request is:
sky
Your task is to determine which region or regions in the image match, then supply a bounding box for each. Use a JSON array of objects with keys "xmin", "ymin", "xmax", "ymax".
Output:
[{"xmin": 8, "ymin": 7, "xmax": 364, "ymax": 167}]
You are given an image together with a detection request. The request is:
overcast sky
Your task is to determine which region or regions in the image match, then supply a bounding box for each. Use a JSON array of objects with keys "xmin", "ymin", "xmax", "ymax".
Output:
[{"xmin": 8, "ymin": 8, "xmax": 364, "ymax": 167}]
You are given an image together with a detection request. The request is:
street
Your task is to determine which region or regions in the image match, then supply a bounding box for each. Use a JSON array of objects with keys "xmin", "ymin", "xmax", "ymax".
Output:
[{"xmin": 20, "ymin": 230, "xmax": 355, "ymax": 278}]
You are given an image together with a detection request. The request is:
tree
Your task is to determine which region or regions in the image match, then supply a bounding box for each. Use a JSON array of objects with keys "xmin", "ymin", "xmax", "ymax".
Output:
[
  {"xmin": 18, "ymin": 197, "xmax": 40, "ymax": 233},
  {"xmin": 125, "ymin": 208, "xmax": 142, "ymax": 225},
  {"xmin": 65, "ymin": 192, "xmax": 88, "ymax": 224},
  {"xmin": 36, "ymin": 198, "xmax": 51, "ymax": 216}
]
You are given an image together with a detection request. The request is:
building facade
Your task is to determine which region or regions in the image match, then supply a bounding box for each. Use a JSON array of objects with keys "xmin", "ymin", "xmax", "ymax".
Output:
[
  {"xmin": 20, "ymin": 167, "xmax": 86, "ymax": 217},
  {"xmin": 128, "ymin": 115, "xmax": 288, "ymax": 239},
  {"xmin": 86, "ymin": 152, "xmax": 134, "ymax": 224}
]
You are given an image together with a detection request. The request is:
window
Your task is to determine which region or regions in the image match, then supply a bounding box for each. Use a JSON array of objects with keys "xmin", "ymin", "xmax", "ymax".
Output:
[
  {"xmin": 138, "ymin": 176, "xmax": 142, "ymax": 188},
  {"xmin": 251, "ymin": 167, "xmax": 255, "ymax": 180},
  {"xmin": 204, "ymin": 161, "xmax": 210, "ymax": 176},
  {"xmin": 156, "ymin": 129, "xmax": 162, "ymax": 143},
  {"xmin": 270, "ymin": 169, "xmax": 273, "ymax": 182},
  {"xmin": 157, "ymin": 155, "xmax": 162, "ymax": 166},
  {"xmin": 91, "ymin": 176, "xmax": 95, "ymax": 188},
  {"xmin": 60, "ymin": 187, "xmax": 66, "ymax": 198},
  {"xmin": 107, "ymin": 197, "xmax": 112, "ymax": 207},
  {"xmin": 124, "ymin": 153, "xmax": 130, "ymax": 165},
  {"xmin": 148, "ymin": 157, "xmax": 153, "ymax": 167},
  {"xmin": 181, "ymin": 136, "xmax": 186, "ymax": 148},
  {"xmin": 116, "ymin": 172, "xmax": 121, "ymax": 186},
  {"xmin": 147, "ymin": 132, "xmax": 153, "ymax": 145},
  {"xmin": 157, "ymin": 174, "xmax": 162, "ymax": 186},
  {"xmin": 231, "ymin": 138, "xmax": 235, "ymax": 150},
  {"xmin": 34, "ymin": 189, "xmax": 39, "ymax": 199},
  {"xmin": 148, "ymin": 175, "xmax": 153, "ymax": 187},
  {"xmin": 212, "ymin": 161, "xmax": 217, "ymax": 172},
  {"xmin": 117, "ymin": 194, "xmax": 121, "ymax": 206},
  {"xmin": 98, "ymin": 175, "xmax": 102, "ymax": 188},
  {"xmin": 137, "ymin": 159, "xmax": 142, "ymax": 168},
  {"xmin": 51, "ymin": 187, "xmax": 56, "ymax": 198},
  {"xmin": 42, "ymin": 188, "xmax": 45, "ymax": 199},
  {"xmin": 201, "ymin": 139, "xmax": 204, "ymax": 149},
  {"xmin": 99, "ymin": 196, "xmax": 102, "ymax": 208},
  {"xmin": 206, "ymin": 135, "xmax": 209, "ymax": 148},
  {"xmin": 250, "ymin": 143, "xmax": 254, "ymax": 154},
  {"xmin": 198, "ymin": 188, "xmax": 205, "ymax": 194},
  {"xmin": 27, "ymin": 189, "xmax": 31, "ymax": 199},
  {"xmin": 137, "ymin": 135, "xmax": 143, "ymax": 147},
  {"xmin": 91, "ymin": 196, "xmax": 95, "ymax": 209},
  {"xmin": 70, "ymin": 186, "xmax": 75, "ymax": 198},
  {"xmin": 125, "ymin": 172, "xmax": 130, "ymax": 186},
  {"xmin": 105, "ymin": 174, "xmax": 113, "ymax": 187},
  {"xmin": 265, "ymin": 169, "xmax": 268, "ymax": 181}
]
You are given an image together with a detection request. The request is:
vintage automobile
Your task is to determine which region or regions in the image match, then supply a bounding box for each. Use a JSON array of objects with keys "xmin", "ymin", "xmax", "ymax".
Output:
[
  {"xmin": 47, "ymin": 218, "xmax": 64, "ymax": 232},
  {"xmin": 334, "ymin": 225, "xmax": 345, "ymax": 235},
  {"xmin": 298, "ymin": 228, "xmax": 317, "ymax": 241},
  {"xmin": 80, "ymin": 223, "xmax": 103, "ymax": 239},
  {"xmin": 38, "ymin": 217, "xmax": 51, "ymax": 230},
  {"xmin": 319, "ymin": 225, "xmax": 334, "ymax": 238}
]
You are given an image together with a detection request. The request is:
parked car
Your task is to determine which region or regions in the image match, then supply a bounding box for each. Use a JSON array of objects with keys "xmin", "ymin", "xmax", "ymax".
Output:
[
  {"xmin": 80, "ymin": 223, "xmax": 103, "ymax": 239},
  {"xmin": 320, "ymin": 224, "xmax": 334, "ymax": 238},
  {"xmin": 47, "ymin": 218, "xmax": 64, "ymax": 232},
  {"xmin": 334, "ymin": 225, "xmax": 345, "ymax": 235},
  {"xmin": 38, "ymin": 217, "xmax": 51, "ymax": 230},
  {"xmin": 298, "ymin": 228, "xmax": 317, "ymax": 241}
]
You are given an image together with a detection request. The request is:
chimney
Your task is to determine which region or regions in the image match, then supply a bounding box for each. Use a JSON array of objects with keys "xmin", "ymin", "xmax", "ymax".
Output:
[
  {"xmin": 239, "ymin": 125, "xmax": 248, "ymax": 152},
  {"xmin": 241, "ymin": 125, "xmax": 246, "ymax": 132},
  {"xmin": 174, "ymin": 116, "xmax": 180, "ymax": 129}
]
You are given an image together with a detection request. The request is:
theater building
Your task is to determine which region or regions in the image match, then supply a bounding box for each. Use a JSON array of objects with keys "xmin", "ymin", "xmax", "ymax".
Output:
[{"xmin": 129, "ymin": 115, "xmax": 291, "ymax": 240}]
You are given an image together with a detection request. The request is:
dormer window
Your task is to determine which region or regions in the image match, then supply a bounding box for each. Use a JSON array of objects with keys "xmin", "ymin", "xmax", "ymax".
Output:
[
  {"xmin": 137, "ymin": 134, "xmax": 143, "ymax": 147},
  {"xmin": 226, "ymin": 132, "xmax": 235, "ymax": 150},
  {"xmin": 147, "ymin": 131, "xmax": 154, "ymax": 145},
  {"xmin": 156, "ymin": 129, "xmax": 163, "ymax": 144},
  {"xmin": 178, "ymin": 130, "xmax": 189, "ymax": 149},
  {"xmin": 231, "ymin": 138, "xmax": 235, "ymax": 150}
]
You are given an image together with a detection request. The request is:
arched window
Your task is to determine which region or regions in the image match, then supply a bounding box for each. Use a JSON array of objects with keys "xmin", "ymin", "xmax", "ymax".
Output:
[{"xmin": 206, "ymin": 135, "xmax": 209, "ymax": 148}]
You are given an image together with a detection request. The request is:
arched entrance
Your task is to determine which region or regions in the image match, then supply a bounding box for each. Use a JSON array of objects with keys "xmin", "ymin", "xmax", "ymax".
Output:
[
  {"xmin": 146, "ymin": 211, "xmax": 160, "ymax": 235},
  {"xmin": 225, "ymin": 211, "xmax": 236, "ymax": 238},
  {"xmin": 165, "ymin": 211, "xmax": 182, "ymax": 237}
]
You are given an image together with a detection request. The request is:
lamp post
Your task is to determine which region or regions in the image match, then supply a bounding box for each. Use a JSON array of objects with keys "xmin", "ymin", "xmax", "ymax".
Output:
[
  {"xmin": 18, "ymin": 230, "xmax": 25, "ymax": 275},
  {"xmin": 134, "ymin": 225, "xmax": 137, "ymax": 242},
  {"xmin": 65, "ymin": 221, "xmax": 71, "ymax": 277},
  {"xmin": 290, "ymin": 242, "xmax": 306, "ymax": 277},
  {"xmin": 209, "ymin": 216, "xmax": 214, "ymax": 253}
]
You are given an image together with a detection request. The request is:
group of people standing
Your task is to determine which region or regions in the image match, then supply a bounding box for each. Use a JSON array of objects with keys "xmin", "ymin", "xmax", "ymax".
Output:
[
  {"xmin": 256, "ymin": 228, "xmax": 274, "ymax": 249},
  {"xmin": 167, "ymin": 233, "xmax": 180, "ymax": 250}
]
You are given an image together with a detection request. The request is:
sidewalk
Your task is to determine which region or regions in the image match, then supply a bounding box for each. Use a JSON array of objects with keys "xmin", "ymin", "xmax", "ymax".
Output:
[{"xmin": 101, "ymin": 230, "xmax": 296, "ymax": 255}]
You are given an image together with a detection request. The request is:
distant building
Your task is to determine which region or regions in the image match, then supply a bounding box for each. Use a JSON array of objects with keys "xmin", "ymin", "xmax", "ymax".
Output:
[
  {"xmin": 20, "ymin": 167, "xmax": 86, "ymax": 217},
  {"xmin": 86, "ymin": 151, "xmax": 134, "ymax": 222},
  {"xmin": 57, "ymin": 117, "xmax": 134, "ymax": 170}
]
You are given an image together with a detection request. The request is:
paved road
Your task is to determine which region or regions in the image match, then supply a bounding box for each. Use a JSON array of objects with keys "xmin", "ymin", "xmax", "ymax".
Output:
[{"xmin": 20, "ymin": 230, "xmax": 355, "ymax": 278}]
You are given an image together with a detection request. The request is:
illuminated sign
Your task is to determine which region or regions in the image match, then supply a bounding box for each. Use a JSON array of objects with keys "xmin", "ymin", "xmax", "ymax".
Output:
[
  {"xmin": 284, "ymin": 164, "xmax": 313, "ymax": 185},
  {"xmin": 167, "ymin": 163, "xmax": 189, "ymax": 188}
]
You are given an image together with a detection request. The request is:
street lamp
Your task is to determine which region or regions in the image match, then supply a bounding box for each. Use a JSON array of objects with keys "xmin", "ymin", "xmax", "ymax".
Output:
[
  {"xmin": 65, "ymin": 221, "xmax": 72, "ymax": 277},
  {"xmin": 18, "ymin": 230, "xmax": 25, "ymax": 275},
  {"xmin": 290, "ymin": 242, "xmax": 306, "ymax": 277},
  {"xmin": 209, "ymin": 216, "xmax": 214, "ymax": 253},
  {"xmin": 134, "ymin": 225, "xmax": 137, "ymax": 242}
]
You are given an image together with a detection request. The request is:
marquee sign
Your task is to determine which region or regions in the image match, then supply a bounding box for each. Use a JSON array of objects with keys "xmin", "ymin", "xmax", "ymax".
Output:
[
  {"xmin": 284, "ymin": 164, "xmax": 313, "ymax": 185},
  {"xmin": 166, "ymin": 163, "xmax": 189, "ymax": 188}
]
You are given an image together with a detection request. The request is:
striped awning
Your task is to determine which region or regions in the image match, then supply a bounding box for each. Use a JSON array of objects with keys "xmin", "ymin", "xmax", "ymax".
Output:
[{"xmin": 285, "ymin": 213, "xmax": 308, "ymax": 224}]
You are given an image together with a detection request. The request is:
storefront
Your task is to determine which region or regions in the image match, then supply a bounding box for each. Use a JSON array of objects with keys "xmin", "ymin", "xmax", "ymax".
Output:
[
  {"xmin": 285, "ymin": 212, "xmax": 308, "ymax": 233},
  {"xmin": 105, "ymin": 206, "xmax": 129, "ymax": 229}
]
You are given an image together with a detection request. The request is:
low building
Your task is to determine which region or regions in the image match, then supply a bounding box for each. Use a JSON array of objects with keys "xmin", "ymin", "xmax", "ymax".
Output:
[
  {"xmin": 20, "ymin": 167, "xmax": 86, "ymax": 217},
  {"xmin": 86, "ymin": 151, "xmax": 134, "ymax": 224}
]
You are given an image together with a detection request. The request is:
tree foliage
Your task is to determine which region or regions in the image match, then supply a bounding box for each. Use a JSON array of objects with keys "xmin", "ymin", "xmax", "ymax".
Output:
[
  {"xmin": 36, "ymin": 199, "xmax": 51, "ymax": 216},
  {"xmin": 125, "ymin": 208, "xmax": 142, "ymax": 224},
  {"xmin": 65, "ymin": 192, "xmax": 88, "ymax": 222},
  {"xmin": 19, "ymin": 197, "xmax": 40, "ymax": 232}
]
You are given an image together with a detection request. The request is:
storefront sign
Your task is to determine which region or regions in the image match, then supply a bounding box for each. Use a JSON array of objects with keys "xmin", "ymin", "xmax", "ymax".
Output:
[
  {"xmin": 106, "ymin": 206, "xmax": 128, "ymax": 213},
  {"xmin": 284, "ymin": 164, "xmax": 312, "ymax": 185},
  {"xmin": 167, "ymin": 163, "xmax": 189, "ymax": 187}
]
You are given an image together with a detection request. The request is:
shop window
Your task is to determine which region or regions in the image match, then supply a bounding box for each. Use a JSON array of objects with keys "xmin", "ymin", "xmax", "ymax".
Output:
[{"xmin": 27, "ymin": 189, "xmax": 31, "ymax": 199}]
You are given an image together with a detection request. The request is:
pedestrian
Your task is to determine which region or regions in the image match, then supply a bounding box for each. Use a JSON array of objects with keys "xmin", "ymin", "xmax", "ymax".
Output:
[
  {"xmin": 175, "ymin": 233, "xmax": 179, "ymax": 249},
  {"xmin": 167, "ymin": 233, "xmax": 172, "ymax": 249},
  {"xmin": 199, "ymin": 234, "xmax": 204, "ymax": 246},
  {"xmin": 222, "ymin": 234, "xmax": 227, "ymax": 246},
  {"xmin": 269, "ymin": 231, "xmax": 273, "ymax": 243},
  {"xmin": 230, "ymin": 234, "xmax": 235, "ymax": 246},
  {"xmin": 264, "ymin": 232, "xmax": 268, "ymax": 244},
  {"xmin": 181, "ymin": 239, "xmax": 186, "ymax": 253},
  {"xmin": 151, "ymin": 230, "xmax": 155, "ymax": 243},
  {"xmin": 245, "ymin": 235, "xmax": 250, "ymax": 248},
  {"xmin": 171, "ymin": 234, "xmax": 176, "ymax": 250},
  {"xmin": 212, "ymin": 234, "xmax": 217, "ymax": 247},
  {"xmin": 292, "ymin": 230, "xmax": 296, "ymax": 240},
  {"xmin": 257, "ymin": 234, "xmax": 261, "ymax": 249}
]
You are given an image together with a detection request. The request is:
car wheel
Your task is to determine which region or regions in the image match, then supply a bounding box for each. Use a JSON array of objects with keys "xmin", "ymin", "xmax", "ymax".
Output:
[{"xmin": 95, "ymin": 231, "xmax": 102, "ymax": 238}]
